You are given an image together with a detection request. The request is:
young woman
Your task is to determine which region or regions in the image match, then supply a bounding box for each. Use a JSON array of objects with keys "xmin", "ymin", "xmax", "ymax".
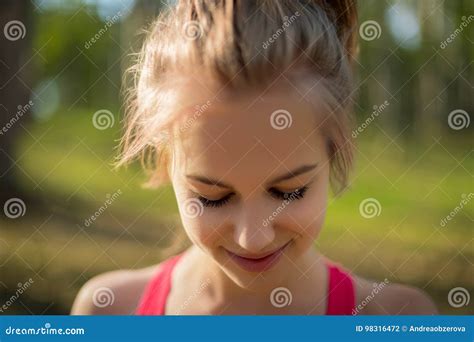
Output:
[{"xmin": 72, "ymin": 0, "xmax": 437, "ymax": 315}]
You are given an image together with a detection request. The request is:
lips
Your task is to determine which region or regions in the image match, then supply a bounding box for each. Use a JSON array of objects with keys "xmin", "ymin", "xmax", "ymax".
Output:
[{"xmin": 226, "ymin": 240, "xmax": 292, "ymax": 273}]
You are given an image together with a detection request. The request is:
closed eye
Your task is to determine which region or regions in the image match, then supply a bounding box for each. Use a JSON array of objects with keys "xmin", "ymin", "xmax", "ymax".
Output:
[
  {"xmin": 195, "ymin": 186, "xmax": 308, "ymax": 208},
  {"xmin": 197, "ymin": 193, "xmax": 234, "ymax": 208},
  {"xmin": 268, "ymin": 186, "xmax": 308, "ymax": 201}
]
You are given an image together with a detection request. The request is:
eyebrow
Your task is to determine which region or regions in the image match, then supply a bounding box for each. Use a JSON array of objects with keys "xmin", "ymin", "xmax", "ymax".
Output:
[{"xmin": 186, "ymin": 163, "xmax": 318, "ymax": 189}]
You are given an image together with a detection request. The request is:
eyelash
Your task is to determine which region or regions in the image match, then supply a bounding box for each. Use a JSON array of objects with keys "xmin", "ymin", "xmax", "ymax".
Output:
[
  {"xmin": 197, "ymin": 193, "xmax": 233, "ymax": 208},
  {"xmin": 269, "ymin": 186, "xmax": 308, "ymax": 201},
  {"xmin": 196, "ymin": 186, "xmax": 308, "ymax": 208}
]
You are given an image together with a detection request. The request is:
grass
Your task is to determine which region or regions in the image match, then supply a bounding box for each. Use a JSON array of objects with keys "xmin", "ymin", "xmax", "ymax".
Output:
[{"xmin": 1, "ymin": 108, "xmax": 472, "ymax": 315}]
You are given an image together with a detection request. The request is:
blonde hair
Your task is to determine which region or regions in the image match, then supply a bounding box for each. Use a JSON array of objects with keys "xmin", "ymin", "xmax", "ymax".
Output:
[{"xmin": 117, "ymin": 0, "xmax": 358, "ymax": 193}]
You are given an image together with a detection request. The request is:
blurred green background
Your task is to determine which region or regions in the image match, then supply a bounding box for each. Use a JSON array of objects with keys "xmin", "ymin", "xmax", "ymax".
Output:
[{"xmin": 0, "ymin": 0, "xmax": 472, "ymax": 315}]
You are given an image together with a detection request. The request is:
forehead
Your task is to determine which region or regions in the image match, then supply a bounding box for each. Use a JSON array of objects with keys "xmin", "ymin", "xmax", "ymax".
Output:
[{"xmin": 171, "ymin": 85, "xmax": 326, "ymax": 186}]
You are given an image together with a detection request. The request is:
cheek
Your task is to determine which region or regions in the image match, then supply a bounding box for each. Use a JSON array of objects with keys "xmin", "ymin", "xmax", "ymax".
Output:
[
  {"xmin": 177, "ymin": 201, "xmax": 228, "ymax": 249},
  {"xmin": 172, "ymin": 176, "xmax": 222, "ymax": 241},
  {"xmin": 181, "ymin": 216, "xmax": 222, "ymax": 248},
  {"xmin": 174, "ymin": 183, "xmax": 233, "ymax": 250},
  {"xmin": 288, "ymin": 194, "xmax": 327, "ymax": 239},
  {"xmin": 282, "ymin": 177, "xmax": 329, "ymax": 241}
]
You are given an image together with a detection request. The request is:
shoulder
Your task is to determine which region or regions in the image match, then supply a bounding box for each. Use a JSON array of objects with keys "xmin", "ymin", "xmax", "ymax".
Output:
[
  {"xmin": 70, "ymin": 264, "xmax": 162, "ymax": 315},
  {"xmin": 353, "ymin": 275, "xmax": 438, "ymax": 315}
]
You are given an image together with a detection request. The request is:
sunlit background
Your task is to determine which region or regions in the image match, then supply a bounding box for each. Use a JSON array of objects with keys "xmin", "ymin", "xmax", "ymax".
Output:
[{"xmin": 0, "ymin": 0, "xmax": 472, "ymax": 315}]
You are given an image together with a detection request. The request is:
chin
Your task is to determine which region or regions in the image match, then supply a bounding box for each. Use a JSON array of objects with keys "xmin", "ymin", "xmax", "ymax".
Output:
[
  {"xmin": 223, "ymin": 267, "xmax": 288, "ymax": 292},
  {"xmin": 217, "ymin": 248, "xmax": 297, "ymax": 292}
]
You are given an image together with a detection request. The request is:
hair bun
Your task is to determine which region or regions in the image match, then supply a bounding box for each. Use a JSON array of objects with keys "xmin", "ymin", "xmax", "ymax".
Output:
[{"xmin": 319, "ymin": 0, "xmax": 358, "ymax": 61}]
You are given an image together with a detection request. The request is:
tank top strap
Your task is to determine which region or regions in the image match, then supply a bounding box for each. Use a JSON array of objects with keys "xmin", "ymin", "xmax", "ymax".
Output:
[
  {"xmin": 325, "ymin": 261, "xmax": 356, "ymax": 315},
  {"xmin": 136, "ymin": 254, "xmax": 183, "ymax": 315},
  {"xmin": 136, "ymin": 254, "xmax": 355, "ymax": 315}
]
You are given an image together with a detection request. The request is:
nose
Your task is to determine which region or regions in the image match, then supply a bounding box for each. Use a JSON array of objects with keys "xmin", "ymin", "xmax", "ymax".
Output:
[{"xmin": 233, "ymin": 203, "xmax": 275, "ymax": 254}]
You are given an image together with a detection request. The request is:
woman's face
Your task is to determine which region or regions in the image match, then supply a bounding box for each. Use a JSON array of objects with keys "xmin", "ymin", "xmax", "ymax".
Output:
[{"xmin": 169, "ymin": 83, "xmax": 330, "ymax": 290}]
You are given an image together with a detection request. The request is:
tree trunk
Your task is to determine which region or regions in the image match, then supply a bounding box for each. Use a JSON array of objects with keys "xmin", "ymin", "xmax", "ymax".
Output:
[{"xmin": 0, "ymin": 0, "xmax": 32, "ymax": 202}]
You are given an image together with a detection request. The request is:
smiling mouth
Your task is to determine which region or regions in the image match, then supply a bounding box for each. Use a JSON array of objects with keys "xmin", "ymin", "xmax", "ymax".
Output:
[{"xmin": 225, "ymin": 240, "xmax": 292, "ymax": 273}]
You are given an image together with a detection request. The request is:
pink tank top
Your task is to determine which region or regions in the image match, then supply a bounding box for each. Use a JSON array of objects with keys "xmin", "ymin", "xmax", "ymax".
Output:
[{"xmin": 136, "ymin": 254, "xmax": 355, "ymax": 315}]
